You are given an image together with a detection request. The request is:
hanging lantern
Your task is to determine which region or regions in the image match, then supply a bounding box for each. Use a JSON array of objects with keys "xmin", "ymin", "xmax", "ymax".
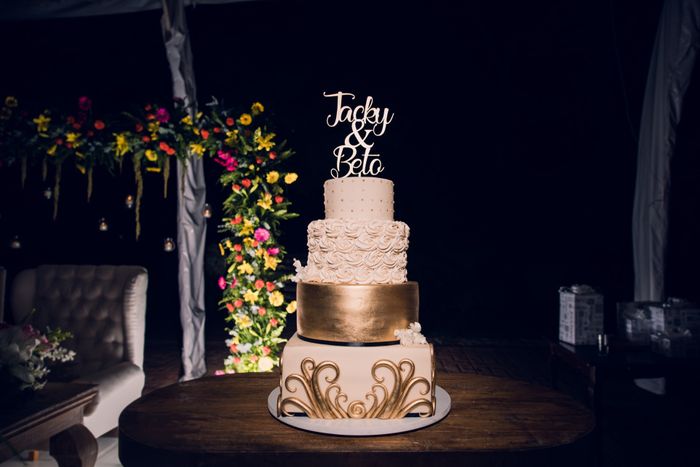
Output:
[
  {"xmin": 163, "ymin": 237, "xmax": 176, "ymax": 252},
  {"xmin": 43, "ymin": 187, "xmax": 52, "ymax": 200},
  {"xmin": 125, "ymin": 194, "xmax": 135, "ymax": 209},
  {"xmin": 98, "ymin": 218, "xmax": 109, "ymax": 232},
  {"xmin": 9, "ymin": 236, "xmax": 21, "ymax": 249},
  {"xmin": 202, "ymin": 203, "xmax": 212, "ymax": 219}
]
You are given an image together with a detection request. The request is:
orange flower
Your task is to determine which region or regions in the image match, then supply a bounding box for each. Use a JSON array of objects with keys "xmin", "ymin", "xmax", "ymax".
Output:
[
  {"xmin": 249, "ymin": 355, "xmax": 258, "ymax": 362},
  {"xmin": 233, "ymin": 244, "xmax": 242, "ymax": 252},
  {"xmin": 213, "ymin": 127, "xmax": 221, "ymax": 133},
  {"xmin": 232, "ymin": 184, "xmax": 241, "ymax": 192},
  {"xmin": 269, "ymin": 151, "xmax": 277, "ymax": 160},
  {"xmin": 135, "ymin": 123, "xmax": 144, "ymax": 132},
  {"xmin": 226, "ymin": 303, "xmax": 235, "ymax": 312},
  {"xmin": 229, "ymin": 343, "xmax": 238, "ymax": 352},
  {"xmin": 159, "ymin": 141, "xmax": 170, "ymax": 151},
  {"xmin": 226, "ymin": 117, "xmax": 234, "ymax": 126},
  {"xmin": 201, "ymin": 129, "xmax": 210, "ymax": 140},
  {"xmin": 270, "ymin": 318, "xmax": 278, "ymax": 327},
  {"xmin": 258, "ymin": 307, "xmax": 267, "ymax": 316},
  {"xmin": 262, "ymin": 346, "xmax": 271, "ymax": 356},
  {"xmin": 274, "ymin": 195, "xmax": 283, "ymax": 204},
  {"xmin": 94, "ymin": 120, "xmax": 105, "ymax": 130},
  {"xmin": 235, "ymin": 255, "xmax": 243, "ymax": 263},
  {"xmin": 146, "ymin": 113, "xmax": 155, "ymax": 121},
  {"xmin": 231, "ymin": 215, "xmax": 242, "ymax": 225},
  {"xmin": 142, "ymin": 135, "xmax": 151, "ymax": 143},
  {"xmin": 234, "ymin": 299, "xmax": 243, "ymax": 308},
  {"xmin": 254, "ymin": 279, "xmax": 265, "ymax": 290},
  {"xmin": 241, "ymin": 178, "xmax": 251, "ymax": 188},
  {"xmin": 265, "ymin": 282, "xmax": 275, "ymax": 292}
]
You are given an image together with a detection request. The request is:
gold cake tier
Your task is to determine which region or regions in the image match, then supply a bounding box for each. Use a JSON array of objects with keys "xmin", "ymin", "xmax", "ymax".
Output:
[{"xmin": 296, "ymin": 281, "xmax": 419, "ymax": 344}]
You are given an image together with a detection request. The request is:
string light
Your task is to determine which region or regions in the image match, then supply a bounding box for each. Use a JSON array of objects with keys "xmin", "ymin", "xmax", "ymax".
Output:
[
  {"xmin": 98, "ymin": 218, "xmax": 109, "ymax": 232},
  {"xmin": 163, "ymin": 237, "xmax": 176, "ymax": 252},
  {"xmin": 202, "ymin": 203, "xmax": 212, "ymax": 218},
  {"xmin": 43, "ymin": 188, "xmax": 52, "ymax": 200},
  {"xmin": 125, "ymin": 195, "xmax": 134, "ymax": 209},
  {"xmin": 9, "ymin": 236, "xmax": 21, "ymax": 249}
]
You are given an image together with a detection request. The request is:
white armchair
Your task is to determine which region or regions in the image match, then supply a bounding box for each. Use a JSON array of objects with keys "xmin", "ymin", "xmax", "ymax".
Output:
[{"xmin": 9, "ymin": 265, "xmax": 148, "ymax": 437}]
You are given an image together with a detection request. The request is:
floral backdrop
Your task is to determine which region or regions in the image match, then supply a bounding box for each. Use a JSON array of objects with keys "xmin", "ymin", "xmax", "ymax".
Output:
[{"xmin": 0, "ymin": 95, "xmax": 298, "ymax": 373}]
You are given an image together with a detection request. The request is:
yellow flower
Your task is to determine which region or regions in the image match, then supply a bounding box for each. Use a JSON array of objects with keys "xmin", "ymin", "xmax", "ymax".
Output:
[
  {"xmin": 189, "ymin": 143, "xmax": 205, "ymax": 157},
  {"xmin": 257, "ymin": 193, "xmax": 272, "ymax": 210},
  {"xmin": 239, "ymin": 113, "xmax": 252, "ymax": 126},
  {"xmin": 225, "ymin": 130, "xmax": 238, "ymax": 145},
  {"xmin": 46, "ymin": 145, "xmax": 57, "ymax": 156},
  {"xmin": 218, "ymin": 243, "xmax": 225, "ymax": 256},
  {"xmin": 114, "ymin": 133, "xmax": 131, "ymax": 157},
  {"xmin": 264, "ymin": 252, "xmax": 279, "ymax": 271},
  {"xmin": 243, "ymin": 289, "xmax": 259, "ymax": 304},
  {"xmin": 237, "ymin": 262, "xmax": 254, "ymax": 275},
  {"xmin": 254, "ymin": 127, "xmax": 276, "ymax": 151},
  {"xmin": 145, "ymin": 149, "xmax": 158, "ymax": 161},
  {"xmin": 33, "ymin": 114, "xmax": 51, "ymax": 133},
  {"xmin": 286, "ymin": 300, "xmax": 297, "ymax": 314},
  {"xmin": 240, "ymin": 219, "xmax": 254, "ymax": 236},
  {"xmin": 5, "ymin": 96, "xmax": 18, "ymax": 108},
  {"xmin": 236, "ymin": 315, "xmax": 253, "ymax": 328},
  {"xmin": 146, "ymin": 167, "xmax": 162, "ymax": 173},
  {"xmin": 284, "ymin": 173, "xmax": 298, "ymax": 184},
  {"xmin": 148, "ymin": 122, "xmax": 160, "ymax": 139},
  {"xmin": 251, "ymin": 102, "xmax": 264, "ymax": 115},
  {"xmin": 266, "ymin": 171, "xmax": 280, "ymax": 184},
  {"xmin": 255, "ymin": 248, "xmax": 265, "ymax": 257},
  {"xmin": 243, "ymin": 237, "xmax": 256, "ymax": 248},
  {"xmin": 225, "ymin": 239, "xmax": 233, "ymax": 250},
  {"xmin": 269, "ymin": 290, "xmax": 284, "ymax": 307},
  {"xmin": 180, "ymin": 112, "xmax": 202, "ymax": 126}
]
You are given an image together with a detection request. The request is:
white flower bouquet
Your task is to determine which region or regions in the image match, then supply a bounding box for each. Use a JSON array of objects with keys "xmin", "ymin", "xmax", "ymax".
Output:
[{"xmin": 0, "ymin": 322, "xmax": 76, "ymax": 392}]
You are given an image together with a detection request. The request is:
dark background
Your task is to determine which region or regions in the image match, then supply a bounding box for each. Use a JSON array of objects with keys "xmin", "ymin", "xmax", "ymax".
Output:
[{"xmin": 1, "ymin": 0, "xmax": 699, "ymax": 346}]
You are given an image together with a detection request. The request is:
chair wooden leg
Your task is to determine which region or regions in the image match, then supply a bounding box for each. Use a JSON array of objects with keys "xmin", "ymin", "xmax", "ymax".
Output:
[{"xmin": 49, "ymin": 424, "xmax": 97, "ymax": 467}]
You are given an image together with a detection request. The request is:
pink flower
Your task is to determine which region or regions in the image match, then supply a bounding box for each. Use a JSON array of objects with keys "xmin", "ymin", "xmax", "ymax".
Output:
[
  {"xmin": 267, "ymin": 247, "xmax": 279, "ymax": 256},
  {"xmin": 218, "ymin": 276, "xmax": 227, "ymax": 290},
  {"xmin": 254, "ymin": 228, "xmax": 270, "ymax": 243},
  {"xmin": 214, "ymin": 370, "xmax": 225, "ymax": 376},
  {"xmin": 78, "ymin": 96, "xmax": 92, "ymax": 111},
  {"xmin": 155, "ymin": 108, "xmax": 170, "ymax": 123},
  {"xmin": 230, "ymin": 277, "xmax": 237, "ymax": 288},
  {"xmin": 214, "ymin": 150, "xmax": 238, "ymax": 172}
]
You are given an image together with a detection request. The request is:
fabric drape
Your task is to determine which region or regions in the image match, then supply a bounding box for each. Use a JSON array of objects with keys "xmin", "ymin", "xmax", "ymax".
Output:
[{"xmin": 632, "ymin": 0, "xmax": 700, "ymax": 301}]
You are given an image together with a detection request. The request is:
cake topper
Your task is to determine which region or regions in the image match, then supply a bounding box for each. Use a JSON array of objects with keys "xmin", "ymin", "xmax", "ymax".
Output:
[{"xmin": 323, "ymin": 91, "xmax": 394, "ymax": 178}]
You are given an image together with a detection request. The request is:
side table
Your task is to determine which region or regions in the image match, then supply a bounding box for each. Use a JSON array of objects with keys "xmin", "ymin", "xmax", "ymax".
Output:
[{"xmin": 0, "ymin": 383, "xmax": 98, "ymax": 467}]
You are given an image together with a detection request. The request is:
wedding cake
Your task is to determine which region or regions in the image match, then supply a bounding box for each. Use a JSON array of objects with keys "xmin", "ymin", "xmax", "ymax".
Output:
[{"xmin": 276, "ymin": 176, "xmax": 436, "ymax": 419}]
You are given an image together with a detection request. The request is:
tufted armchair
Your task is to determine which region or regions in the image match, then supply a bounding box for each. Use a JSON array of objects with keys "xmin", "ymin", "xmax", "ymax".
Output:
[{"xmin": 9, "ymin": 265, "xmax": 148, "ymax": 438}]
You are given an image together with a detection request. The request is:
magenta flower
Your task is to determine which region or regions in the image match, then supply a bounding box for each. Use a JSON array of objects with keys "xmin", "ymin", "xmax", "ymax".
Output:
[
  {"xmin": 156, "ymin": 108, "xmax": 170, "ymax": 123},
  {"xmin": 218, "ymin": 276, "xmax": 227, "ymax": 290},
  {"xmin": 78, "ymin": 96, "xmax": 92, "ymax": 111},
  {"xmin": 214, "ymin": 150, "xmax": 238, "ymax": 172},
  {"xmin": 267, "ymin": 247, "xmax": 279, "ymax": 256},
  {"xmin": 254, "ymin": 228, "xmax": 270, "ymax": 243}
]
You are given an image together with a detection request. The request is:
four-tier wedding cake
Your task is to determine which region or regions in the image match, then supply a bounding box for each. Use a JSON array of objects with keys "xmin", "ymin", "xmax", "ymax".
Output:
[{"xmin": 276, "ymin": 176, "xmax": 436, "ymax": 419}]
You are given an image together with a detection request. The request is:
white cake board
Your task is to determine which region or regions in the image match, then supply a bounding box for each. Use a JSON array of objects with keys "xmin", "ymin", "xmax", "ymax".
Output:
[{"xmin": 267, "ymin": 385, "xmax": 451, "ymax": 436}]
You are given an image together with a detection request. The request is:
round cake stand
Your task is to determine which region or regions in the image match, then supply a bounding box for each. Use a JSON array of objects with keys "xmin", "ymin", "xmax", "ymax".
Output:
[{"xmin": 267, "ymin": 385, "xmax": 451, "ymax": 436}]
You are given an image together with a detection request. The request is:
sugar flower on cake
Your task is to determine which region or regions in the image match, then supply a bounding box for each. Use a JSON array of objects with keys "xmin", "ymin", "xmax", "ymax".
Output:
[
  {"xmin": 394, "ymin": 322, "xmax": 428, "ymax": 345},
  {"xmin": 292, "ymin": 258, "xmax": 306, "ymax": 282}
]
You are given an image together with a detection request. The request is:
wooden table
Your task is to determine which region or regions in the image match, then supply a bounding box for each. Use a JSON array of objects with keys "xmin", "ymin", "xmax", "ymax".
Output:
[
  {"xmin": 119, "ymin": 372, "xmax": 595, "ymax": 467},
  {"xmin": 0, "ymin": 383, "xmax": 98, "ymax": 467}
]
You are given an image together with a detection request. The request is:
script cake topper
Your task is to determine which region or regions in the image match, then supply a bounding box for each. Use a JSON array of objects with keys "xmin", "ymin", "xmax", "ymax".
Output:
[{"xmin": 323, "ymin": 91, "xmax": 394, "ymax": 178}]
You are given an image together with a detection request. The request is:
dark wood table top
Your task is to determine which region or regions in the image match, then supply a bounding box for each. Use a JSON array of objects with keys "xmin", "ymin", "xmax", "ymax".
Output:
[
  {"xmin": 0, "ymin": 382, "xmax": 97, "ymax": 461},
  {"xmin": 119, "ymin": 372, "xmax": 595, "ymax": 467}
]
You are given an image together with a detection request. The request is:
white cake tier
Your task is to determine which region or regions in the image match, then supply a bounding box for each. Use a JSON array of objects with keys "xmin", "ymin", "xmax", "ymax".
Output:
[
  {"xmin": 299, "ymin": 219, "xmax": 408, "ymax": 284},
  {"xmin": 324, "ymin": 177, "xmax": 394, "ymax": 220},
  {"xmin": 278, "ymin": 334, "xmax": 436, "ymax": 419}
]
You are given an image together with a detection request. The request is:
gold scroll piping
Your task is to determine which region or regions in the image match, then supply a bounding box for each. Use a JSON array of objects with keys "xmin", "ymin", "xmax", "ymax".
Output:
[
  {"xmin": 279, "ymin": 357, "xmax": 435, "ymax": 419},
  {"xmin": 297, "ymin": 281, "xmax": 419, "ymax": 343}
]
